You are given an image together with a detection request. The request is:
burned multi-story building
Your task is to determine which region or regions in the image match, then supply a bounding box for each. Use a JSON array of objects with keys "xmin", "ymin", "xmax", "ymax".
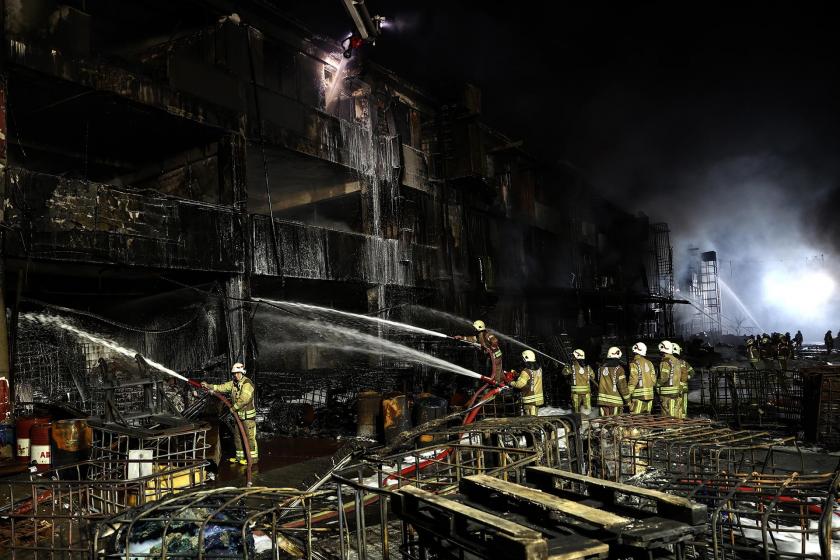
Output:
[{"xmin": 0, "ymin": 1, "xmax": 675, "ymax": 412}]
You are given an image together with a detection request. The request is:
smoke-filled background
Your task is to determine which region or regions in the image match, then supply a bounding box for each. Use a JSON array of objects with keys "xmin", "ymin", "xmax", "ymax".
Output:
[{"xmin": 288, "ymin": 1, "xmax": 840, "ymax": 341}]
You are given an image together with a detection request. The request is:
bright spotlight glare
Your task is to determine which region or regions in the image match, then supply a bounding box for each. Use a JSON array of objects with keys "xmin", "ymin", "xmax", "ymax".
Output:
[{"xmin": 763, "ymin": 270, "xmax": 835, "ymax": 317}]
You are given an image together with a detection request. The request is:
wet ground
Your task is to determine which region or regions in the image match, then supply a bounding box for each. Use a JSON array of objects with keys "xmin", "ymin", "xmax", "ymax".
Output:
[{"xmin": 215, "ymin": 434, "xmax": 346, "ymax": 488}]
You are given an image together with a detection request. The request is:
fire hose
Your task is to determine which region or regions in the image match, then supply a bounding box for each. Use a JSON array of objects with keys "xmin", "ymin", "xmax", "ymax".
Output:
[
  {"xmin": 281, "ymin": 377, "xmax": 507, "ymax": 528},
  {"xmin": 184, "ymin": 379, "xmax": 254, "ymax": 487}
]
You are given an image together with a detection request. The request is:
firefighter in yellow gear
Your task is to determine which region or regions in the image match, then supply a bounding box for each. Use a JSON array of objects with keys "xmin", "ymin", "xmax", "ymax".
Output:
[
  {"xmin": 672, "ymin": 343, "xmax": 693, "ymax": 419},
  {"xmin": 746, "ymin": 337, "xmax": 760, "ymax": 369},
  {"xmin": 455, "ymin": 320, "xmax": 504, "ymax": 384},
  {"xmin": 656, "ymin": 341, "xmax": 682, "ymax": 418},
  {"xmin": 509, "ymin": 350, "xmax": 543, "ymax": 416},
  {"xmin": 202, "ymin": 362, "xmax": 258, "ymax": 465},
  {"xmin": 562, "ymin": 349, "xmax": 595, "ymax": 414},
  {"xmin": 627, "ymin": 342, "xmax": 656, "ymax": 414},
  {"xmin": 597, "ymin": 347, "xmax": 629, "ymax": 416},
  {"xmin": 777, "ymin": 335, "xmax": 790, "ymax": 371}
]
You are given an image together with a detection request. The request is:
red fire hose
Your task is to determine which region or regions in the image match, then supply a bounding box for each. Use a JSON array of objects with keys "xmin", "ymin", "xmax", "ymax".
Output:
[{"xmin": 187, "ymin": 379, "xmax": 254, "ymax": 487}]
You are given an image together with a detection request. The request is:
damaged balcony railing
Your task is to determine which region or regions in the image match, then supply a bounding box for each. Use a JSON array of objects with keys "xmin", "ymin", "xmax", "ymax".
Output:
[
  {"xmin": 587, "ymin": 415, "xmax": 795, "ymax": 482},
  {"xmin": 637, "ymin": 470, "xmax": 840, "ymax": 560},
  {"xmin": 92, "ymin": 487, "xmax": 327, "ymax": 559},
  {"xmin": 697, "ymin": 367, "xmax": 803, "ymax": 429},
  {"xmin": 0, "ymin": 459, "xmax": 207, "ymax": 559}
]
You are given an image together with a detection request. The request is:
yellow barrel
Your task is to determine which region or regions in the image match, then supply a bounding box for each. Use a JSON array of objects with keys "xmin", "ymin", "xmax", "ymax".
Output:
[{"xmin": 382, "ymin": 392, "xmax": 411, "ymax": 444}]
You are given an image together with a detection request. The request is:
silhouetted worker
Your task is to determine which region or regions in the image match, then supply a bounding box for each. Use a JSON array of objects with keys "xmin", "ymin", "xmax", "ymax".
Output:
[
  {"xmin": 777, "ymin": 335, "xmax": 790, "ymax": 371},
  {"xmin": 509, "ymin": 350, "xmax": 543, "ymax": 416},
  {"xmin": 202, "ymin": 362, "xmax": 258, "ymax": 465},
  {"xmin": 597, "ymin": 347, "xmax": 629, "ymax": 416},
  {"xmin": 656, "ymin": 340, "xmax": 682, "ymax": 418},
  {"xmin": 825, "ymin": 330, "xmax": 834, "ymax": 355},
  {"xmin": 793, "ymin": 330, "xmax": 804, "ymax": 354},
  {"xmin": 562, "ymin": 349, "xmax": 595, "ymax": 414},
  {"xmin": 627, "ymin": 342, "xmax": 656, "ymax": 414},
  {"xmin": 455, "ymin": 320, "xmax": 504, "ymax": 383}
]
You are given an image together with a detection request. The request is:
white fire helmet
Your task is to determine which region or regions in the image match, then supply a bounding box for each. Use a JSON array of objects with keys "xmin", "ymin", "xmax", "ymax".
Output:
[
  {"xmin": 231, "ymin": 362, "xmax": 246, "ymax": 374},
  {"xmin": 473, "ymin": 320, "xmax": 486, "ymax": 332},
  {"xmin": 522, "ymin": 349, "xmax": 536, "ymax": 363},
  {"xmin": 607, "ymin": 346, "xmax": 622, "ymax": 359},
  {"xmin": 573, "ymin": 349, "xmax": 586, "ymax": 360},
  {"xmin": 632, "ymin": 342, "xmax": 647, "ymax": 356},
  {"xmin": 658, "ymin": 340, "xmax": 673, "ymax": 354},
  {"xmin": 672, "ymin": 343, "xmax": 682, "ymax": 356}
]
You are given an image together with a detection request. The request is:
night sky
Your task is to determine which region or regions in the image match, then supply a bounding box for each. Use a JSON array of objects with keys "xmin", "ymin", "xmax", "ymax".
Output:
[{"xmin": 285, "ymin": 1, "xmax": 840, "ymax": 338}]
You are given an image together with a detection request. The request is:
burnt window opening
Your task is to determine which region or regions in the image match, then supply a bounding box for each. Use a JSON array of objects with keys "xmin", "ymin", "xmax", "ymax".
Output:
[{"xmin": 246, "ymin": 146, "xmax": 364, "ymax": 234}]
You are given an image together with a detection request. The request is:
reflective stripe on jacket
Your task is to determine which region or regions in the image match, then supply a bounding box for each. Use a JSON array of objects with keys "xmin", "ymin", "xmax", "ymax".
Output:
[
  {"xmin": 628, "ymin": 355, "xmax": 656, "ymax": 401},
  {"xmin": 211, "ymin": 376, "xmax": 256, "ymax": 419},
  {"xmin": 657, "ymin": 356, "xmax": 683, "ymax": 396},
  {"xmin": 597, "ymin": 364, "xmax": 628, "ymax": 407},
  {"xmin": 563, "ymin": 361, "xmax": 595, "ymax": 394},
  {"xmin": 511, "ymin": 367, "xmax": 544, "ymax": 406}
]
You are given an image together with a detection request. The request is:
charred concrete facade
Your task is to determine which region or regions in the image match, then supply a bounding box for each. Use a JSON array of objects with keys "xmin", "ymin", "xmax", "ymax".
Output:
[{"xmin": 0, "ymin": 1, "xmax": 674, "ymax": 399}]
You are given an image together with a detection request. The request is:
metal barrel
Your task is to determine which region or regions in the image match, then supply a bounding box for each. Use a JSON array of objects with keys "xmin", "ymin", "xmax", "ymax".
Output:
[
  {"xmin": 30, "ymin": 423, "xmax": 52, "ymax": 471},
  {"xmin": 382, "ymin": 392, "xmax": 411, "ymax": 444},
  {"xmin": 414, "ymin": 393, "xmax": 449, "ymax": 443},
  {"xmin": 51, "ymin": 419, "xmax": 92, "ymax": 466},
  {"xmin": 356, "ymin": 391, "xmax": 381, "ymax": 439}
]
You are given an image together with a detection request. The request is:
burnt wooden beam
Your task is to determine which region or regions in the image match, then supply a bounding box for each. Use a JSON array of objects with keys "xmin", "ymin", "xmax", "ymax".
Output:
[
  {"xmin": 393, "ymin": 485, "xmax": 609, "ymax": 560},
  {"xmin": 460, "ymin": 474, "xmax": 698, "ymax": 550},
  {"xmin": 526, "ymin": 466, "xmax": 707, "ymax": 527}
]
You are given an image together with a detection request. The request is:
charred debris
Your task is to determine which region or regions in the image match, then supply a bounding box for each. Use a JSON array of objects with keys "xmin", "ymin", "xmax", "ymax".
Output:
[{"xmin": 0, "ymin": 2, "xmax": 838, "ymax": 560}]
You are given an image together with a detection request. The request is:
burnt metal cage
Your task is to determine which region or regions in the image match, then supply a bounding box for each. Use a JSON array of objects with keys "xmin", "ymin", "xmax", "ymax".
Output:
[
  {"xmin": 92, "ymin": 487, "xmax": 326, "ymax": 559},
  {"xmin": 87, "ymin": 421, "xmax": 210, "ymax": 482},
  {"xmin": 697, "ymin": 367, "xmax": 803, "ymax": 429},
  {"xmin": 644, "ymin": 471, "xmax": 840, "ymax": 560},
  {"xmin": 321, "ymin": 415, "xmax": 583, "ymax": 560},
  {"xmin": 386, "ymin": 414, "xmax": 585, "ymax": 474},
  {"xmin": 586, "ymin": 415, "xmax": 794, "ymax": 482},
  {"xmin": 585, "ymin": 414, "xmax": 840, "ymax": 559},
  {"xmin": 0, "ymin": 460, "xmax": 207, "ymax": 559}
]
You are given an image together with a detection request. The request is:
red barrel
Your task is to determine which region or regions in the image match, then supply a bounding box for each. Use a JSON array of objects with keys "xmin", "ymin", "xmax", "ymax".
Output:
[
  {"xmin": 30, "ymin": 423, "xmax": 52, "ymax": 471},
  {"xmin": 16, "ymin": 416, "xmax": 50, "ymax": 463}
]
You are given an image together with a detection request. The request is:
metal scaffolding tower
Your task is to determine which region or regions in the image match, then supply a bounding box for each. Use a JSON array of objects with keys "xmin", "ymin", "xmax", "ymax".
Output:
[
  {"xmin": 699, "ymin": 251, "xmax": 722, "ymax": 334},
  {"xmin": 687, "ymin": 248, "xmax": 722, "ymax": 335},
  {"xmin": 645, "ymin": 223, "xmax": 675, "ymax": 337}
]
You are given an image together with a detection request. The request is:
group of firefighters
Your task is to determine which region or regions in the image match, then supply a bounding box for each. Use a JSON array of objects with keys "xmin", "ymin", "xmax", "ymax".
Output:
[
  {"xmin": 561, "ymin": 341, "xmax": 693, "ymax": 418},
  {"xmin": 207, "ymin": 319, "xmax": 697, "ymax": 466},
  {"xmin": 461, "ymin": 319, "xmax": 694, "ymax": 419},
  {"xmin": 745, "ymin": 330, "xmax": 802, "ymax": 369}
]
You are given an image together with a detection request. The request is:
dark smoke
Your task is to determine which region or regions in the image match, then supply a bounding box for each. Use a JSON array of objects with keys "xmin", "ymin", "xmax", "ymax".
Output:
[{"xmin": 285, "ymin": 2, "xmax": 840, "ymax": 340}]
